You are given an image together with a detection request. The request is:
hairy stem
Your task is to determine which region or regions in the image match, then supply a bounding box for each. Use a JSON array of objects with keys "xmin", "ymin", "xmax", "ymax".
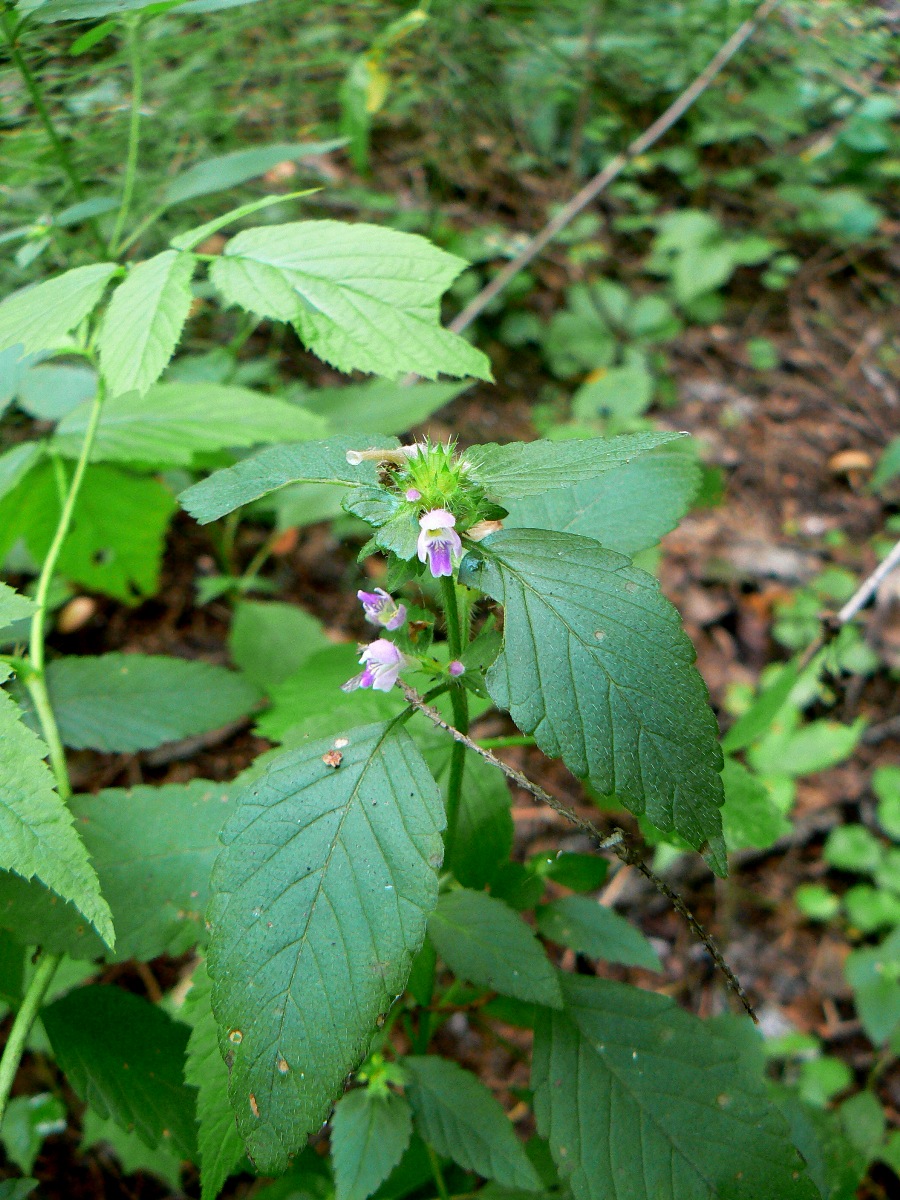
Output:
[
  {"xmin": 109, "ymin": 18, "xmax": 144, "ymax": 255},
  {"xmin": 0, "ymin": 951, "xmax": 62, "ymax": 1124},
  {"xmin": 439, "ymin": 577, "xmax": 469, "ymax": 863}
]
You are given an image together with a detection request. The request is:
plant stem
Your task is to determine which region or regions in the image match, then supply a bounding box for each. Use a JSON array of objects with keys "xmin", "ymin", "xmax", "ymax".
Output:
[
  {"xmin": 0, "ymin": 950, "xmax": 62, "ymax": 1124},
  {"xmin": 0, "ymin": 6, "xmax": 105, "ymax": 254},
  {"xmin": 439, "ymin": 578, "xmax": 469, "ymax": 863},
  {"xmin": 478, "ymin": 734, "xmax": 536, "ymax": 749},
  {"xmin": 425, "ymin": 1145, "xmax": 451, "ymax": 1200},
  {"xmin": 109, "ymin": 18, "xmax": 144, "ymax": 255},
  {"xmin": 28, "ymin": 379, "xmax": 105, "ymax": 793}
]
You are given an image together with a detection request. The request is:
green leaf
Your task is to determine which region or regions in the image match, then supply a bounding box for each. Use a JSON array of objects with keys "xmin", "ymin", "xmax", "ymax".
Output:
[
  {"xmin": 0, "ymin": 263, "xmax": 117, "ymax": 358},
  {"xmin": 772, "ymin": 1088, "xmax": 866, "ymax": 1200},
  {"xmin": 533, "ymin": 975, "xmax": 817, "ymax": 1200},
  {"xmin": 0, "ymin": 582, "xmax": 35, "ymax": 626},
  {"xmin": 164, "ymin": 140, "xmax": 346, "ymax": 206},
  {"xmin": 463, "ymin": 432, "xmax": 682, "ymax": 502},
  {"xmin": 721, "ymin": 759, "xmax": 790, "ymax": 852},
  {"xmin": 0, "ymin": 688, "xmax": 114, "ymax": 946},
  {"xmin": 535, "ymin": 897, "xmax": 662, "ymax": 970},
  {"xmin": 54, "ymin": 381, "xmax": 326, "ymax": 466},
  {"xmin": 459, "ymin": 530, "xmax": 725, "ymax": 866},
  {"xmin": 0, "ymin": 1093, "xmax": 66, "ymax": 1174},
  {"xmin": 179, "ymin": 434, "xmax": 392, "ymax": 524},
  {"xmin": 402, "ymin": 1056, "xmax": 541, "ymax": 1191},
  {"xmin": 98, "ymin": 251, "xmax": 196, "ymax": 398},
  {"xmin": 81, "ymin": 1108, "xmax": 183, "ymax": 1192},
  {"xmin": 571, "ymin": 364, "xmax": 654, "ymax": 421},
  {"xmin": 721, "ymin": 661, "xmax": 801, "ymax": 754},
  {"xmin": 749, "ymin": 718, "xmax": 864, "ymax": 778},
  {"xmin": 0, "ymin": 779, "xmax": 236, "ymax": 961},
  {"xmin": 845, "ymin": 928, "xmax": 900, "ymax": 1044},
  {"xmin": 0, "ymin": 1180, "xmax": 38, "ymax": 1199},
  {"xmin": 0, "ymin": 442, "xmax": 43, "ymax": 505},
  {"xmin": 207, "ymin": 724, "xmax": 444, "ymax": 1173},
  {"xmin": 229, "ymin": 600, "xmax": 331, "ymax": 691},
  {"xmin": 16, "ymin": 362, "xmax": 97, "ymax": 420},
  {"xmin": 331, "ymin": 1089, "xmax": 413, "ymax": 1200},
  {"xmin": 428, "ymin": 888, "xmax": 562, "ymax": 1007},
  {"xmin": 43, "ymin": 985, "xmax": 198, "ymax": 1158},
  {"xmin": 184, "ymin": 962, "xmax": 246, "ymax": 1200},
  {"xmin": 0, "ymin": 462, "xmax": 176, "ymax": 603},
  {"xmin": 209, "ymin": 221, "xmax": 490, "ymax": 380},
  {"xmin": 170, "ymin": 189, "xmax": 316, "ymax": 253},
  {"xmin": 506, "ymin": 445, "xmax": 700, "ymax": 556},
  {"xmin": 425, "ymin": 740, "xmax": 512, "ymax": 889},
  {"xmin": 302, "ymin": 379, "xmax": 471, "ymax": 436},
  {"xmin": 45, "ymin": 653, "xmax": 260, "ymax": 751}
]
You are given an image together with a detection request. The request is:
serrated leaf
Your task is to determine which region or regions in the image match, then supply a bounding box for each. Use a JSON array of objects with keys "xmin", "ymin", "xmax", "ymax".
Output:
[
  {"xmin": 184, "ymin": 962, "xmax": 245, "ymax": 1200},
  {"xmin": 0, "ymin": 263, "xmax": 117, "ymax": 358},
  {"xmin": 331, "ymin": 1089, "xmax": 413, "ymax": 1200},
  {"xmin": 53, "ymin": 382, "xmax": 326, "ymax": 466},
  {"xmin": 0, "ymin": 779, "xmax": 236, "ymax": 961},
  {"xmin": 0, "ymin": 582, "xmax": 35, "ymax": 626},
  {"xmin": 207, "ymin": 725, "xmax": 444, "ymax": 1173},
  {"xmin": 302, "ymin": 379, "xmax": 471, "ymax": 436},
  {"xmin": 43, "ymin": 653, "xmax": 259, "ymax": 751},
  {"xmin": 459, "ymin": 530, "xmax": 725, "ymax": 865},
  {"xmin": 164, "ymin": 140, "xmax": 346, "ymax": 206},
  {"xmin": 43, "ymin": 985, "xmax": 198, "ymax": 1158},
  {"xmin": 536, "ymin": 897, "xmax": 661, "ymax": 970},
  {"xmin": 179, "ymin": 434, "xmax": 393, "ymax": 524},
  {"xmin": 402, "ymin": 1056, "xmax": 541, "ymax": 1191},
  {"xmin": 0, "ymin": 462, "xmax": 176, "ymax": 603},
  {"xmin": 533, "ymin": 975, "xmax": 818, "ymax": 1200},
  {"xmin": 210, "ymin": 221, "xmax": 490, "ymax": 380},
  {"xmin": 429, "ymin": 888, "xmax": 562, "ymax": 1007},
  {"xmin": 506, "ymin": 445, "xmax": 700, "ymax": 556},
  {"xmin": 99, "ymin": 251, "xmax": 195, "ymax": 398},
  {"xmin": 81, "ymin": 1107, "xmax": 183, "ymax": 1191},
  {"xmin": 230, "ymin": 600, "xmax": 331, "ymax": 691},
  {"xmin": 0, "ymin": 688, "xmax": 114, "ymax": 946},
  {"xmin": 463, "ymin": 432, "xmax": 682, "ymax": 502}
]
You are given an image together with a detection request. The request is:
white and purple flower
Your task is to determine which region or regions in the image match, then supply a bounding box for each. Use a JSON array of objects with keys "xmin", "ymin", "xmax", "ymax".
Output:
[
  {"xmin": 341, "ymin": 638, "xmax": 408, "ymax": 693},
  {"xmin": 417, "ymin": 509, "xmax": 462, "ymax": 578},
  {"xmin": 357, "ymin": 587, "xmax": 406, "ymax": 631}
]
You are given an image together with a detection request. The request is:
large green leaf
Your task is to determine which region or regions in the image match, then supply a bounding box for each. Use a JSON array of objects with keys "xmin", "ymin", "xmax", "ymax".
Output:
[
  {"xmin": 207, "ymin": 725, "xmax": 444, "ymax": 1173},
  {"xmin": 429, "ymin": 888, "xmax": 562, "ymax": 1007},
  {"xmin": 45, "ymin": 654, "xmax": 261, "ymax": 751},
  {"xmin": 43, "ymin": 985, "xmax": 198, "ymax": 1159},
  {"xmin": 331, "ymin": 1089, "xmax": 413, "ymax": 1200},
  {"xmin": 229, "ymin": 600, "xmax": 331, "ymax": 691},
  {"xmin": 209, "ymin": 221, "xmax": 490, "ymax": 380},
  {"xmin": 15, "ymin": 362, "xmax": 97, "ymax": 420},
  {"xmin": 459, "ymin": 530, "xmax": 725, "ymax": 866},
  {"xmin": 0, "ymin": 263, "xmax": 117, "ymax": 358},
  {"xmin": 0, "ymin": 582, "xmax": 35, "ymax": 627},
  {"xmin": 506, "ymin": 445, "xmax": 700, "ymax": 556},
  {"xmin": 81, "ymin": 1108, "xmax": 183, "ymax": 1192},
  {"xmin": 535, "ymin": 897, "xmax": 661, "ymax": 970},
  {"xmin": 164, "ymin": 140, "xmax": 347, "ymax": 206},
  {"xmin": 463, "ymin": 433, "xmax": 682, "ymax": 502},
  {"xmin": 0, "ymin": 462, "xmax": 176, "ymax": 603},
  {"xmin": 98, "ymin": 251, "xmax": 196, "ymax": 398},
  {"xmin": 0, "ymin": 688, "xmax": 113, "ymax": 947},
  {"xmin": 53, "ymin": 382, "xmax": 326, "ymax": 466},
  {"xmin": 402, "ymin": 1056, "xmax": 541, "ymax": 1191},
  {"xmin": 302, "ymin": 379, "xmax": 471, "ymax": 436},
  {"xmin": 532, "ymin": 975, "xmax": 817, "ymax": 1200},
  {"xmin": 184, "ymin": 962, "xmax": 246, "ymax": 1200},
  {"xmin": 179, "ymin": 434, "xmax": 392, "ymax": 524},
  {"xmin": 0, "ymin": 779, "xmax": 235, "ymax": 960}
]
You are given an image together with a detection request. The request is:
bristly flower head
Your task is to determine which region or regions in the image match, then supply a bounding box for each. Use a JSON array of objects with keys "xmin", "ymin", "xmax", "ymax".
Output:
[
  {"xmin": 341, "ymin": 639, "xmax": 408, "ymax": 693},
  {"xmin": 357, "ymin": 588, "xmax": 406, "ymax": 631},
  {"xmin": 417, "ymin": 509, "xmax": 462, "ymax": 577}
]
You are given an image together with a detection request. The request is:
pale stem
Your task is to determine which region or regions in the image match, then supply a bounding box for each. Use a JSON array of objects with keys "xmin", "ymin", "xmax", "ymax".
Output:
[{"xmin": 109, "ymin": 18, "xmax": 145, "ymax": 255}]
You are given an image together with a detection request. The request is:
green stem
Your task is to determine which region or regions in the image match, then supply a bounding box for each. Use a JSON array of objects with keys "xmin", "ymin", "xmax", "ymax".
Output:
[
  {"xmin": 109, "ymin": 18, "xmax": 144, "ymax": 255},
  {"xmin": 439, "ymin": 577, "xmax": 469, "ymax": 863},
  {"xmin": 425, "ymin": 1145, "xmax": 451, "ymax": 1200},
  {"xmin": 0, "ymin": 951, "xmax": 62, "ymax": 1124},
  {"xmin": 0, "ymin": 6, "xmax": 105, "ymax": 254},
  {"xmin": 478, "ymin": 734, "xmax": 536, "ymax": 749},
  {"xmin": 28, "ymin": 379, "xmax": 105, "ymax": 795}
]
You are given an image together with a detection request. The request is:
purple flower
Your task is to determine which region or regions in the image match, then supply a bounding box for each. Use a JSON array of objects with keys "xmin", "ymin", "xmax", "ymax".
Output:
[
  {"xmin": 448, "ymin": 660, "xmax": 465, "ymax": 677},
  {"xmin": 341, "ymin": 639, "xmax": 407, "ymax": 693},
  {"xmin": 357, "ymin": 587, "xmax": 406, "ymax": 631},
  {"xmin": 417, "ymin": 509, "xmax": 462, "ymax": 578}
]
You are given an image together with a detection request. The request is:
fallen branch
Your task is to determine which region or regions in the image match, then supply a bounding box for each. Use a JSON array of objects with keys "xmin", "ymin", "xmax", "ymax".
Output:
[{"xmin": 401, "ymin": 683, "xmax": 758, "ymax": 1022}]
